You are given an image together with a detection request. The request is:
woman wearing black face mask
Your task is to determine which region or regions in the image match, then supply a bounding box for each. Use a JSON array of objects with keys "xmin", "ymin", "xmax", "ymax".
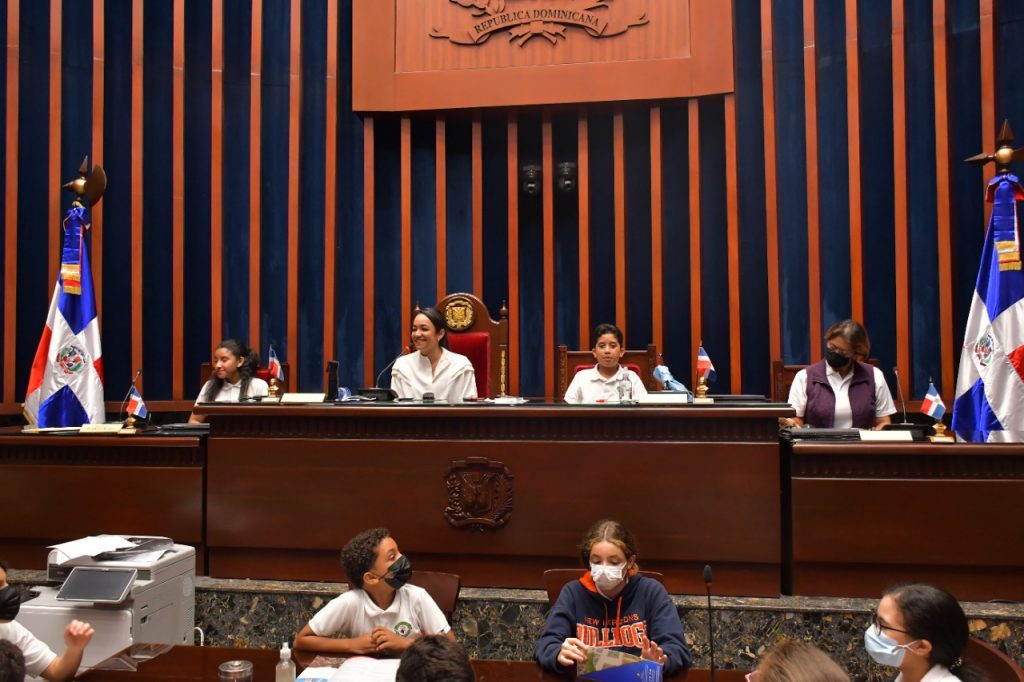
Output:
[{"xmin": 785, "ymin": 320, "xmax": 896, "ymax": 429}]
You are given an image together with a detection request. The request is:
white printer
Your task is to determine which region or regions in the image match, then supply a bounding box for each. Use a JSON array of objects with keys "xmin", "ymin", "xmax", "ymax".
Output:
[{"xmin": 17, "ymin": 535, "xmax": 195, "ymax": 672}]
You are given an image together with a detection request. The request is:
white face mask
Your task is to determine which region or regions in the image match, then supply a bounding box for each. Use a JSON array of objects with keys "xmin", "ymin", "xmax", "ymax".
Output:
[{"xmin": 590, "ymin": 563, "xmax": 626, "ymax": 593}]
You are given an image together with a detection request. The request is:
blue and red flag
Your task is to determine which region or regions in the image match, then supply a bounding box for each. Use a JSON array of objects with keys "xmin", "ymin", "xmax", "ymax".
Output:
[
  {"xmin": 920, "ymin": 382, "xmax": 945, "ymax": 421},
  {"xmin": 23, "ymin": 204, "xmax": 105, "ymax": 427},
  {"xmin": 267, "ymin": 345, "xmax": 284, "ymax": 382},
  {"xmin": 696, "ymin": 346, "xmax": 716, "ymax": 381},
  {"xmin": 952, "ymin": 173, "xmax": 1024, "ymax": 441},
  {"xmin": 126, "ymin": 386, "xmax": 148, "ymax": 419}
]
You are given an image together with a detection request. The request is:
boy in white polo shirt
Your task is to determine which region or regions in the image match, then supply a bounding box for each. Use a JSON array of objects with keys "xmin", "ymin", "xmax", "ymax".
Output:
[
  {"xmin": 563, "ymin": 323, "xmax": 648, "ymax": 404},
  {"xmin": 293, "ymin": 528, "xmax": 454, "ymax": 656}
]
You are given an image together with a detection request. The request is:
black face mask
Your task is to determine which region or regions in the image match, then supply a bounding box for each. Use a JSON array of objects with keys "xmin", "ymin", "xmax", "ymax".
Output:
[
  {"xmin": 825, "ymin": 348, "xmax": 853, "ymax": 370},
  {"xmin": 0, "ymin": 585, "xmax": 20, "ymax": 621},
  {"xmin": 382, "ymin": 555, "xmax": 412, "ymax": 590}
]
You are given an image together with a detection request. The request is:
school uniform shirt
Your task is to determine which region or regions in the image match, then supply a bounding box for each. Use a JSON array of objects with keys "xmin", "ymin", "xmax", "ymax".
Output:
[
  {"xmin": 896, "ymin": 664, "xmax": 960, "ymax": 682},
  {"xmin": 534, "ymin": 573, "xmax": 692, "ymax": 676},
  {"xmin": 787, "ymin": 363, "xmax": 895, "ymax": 428},
  {"xmin": 563, "ymin": 365, "xmax": 648, "ymax": 404},
  {"xmin": 195, "ymin": 377, "xmax": 269, "ymax": 404},
  {"xmin": 1, "ymin": 620, "xmax": 57, "ymax": 677},
  {"xmin": 307, "ymin": 584, "xmax": 451, "ymax": 643},
  {"xmin": 390, "ymin": 348, "xmax": 477, "ymax": 402}
]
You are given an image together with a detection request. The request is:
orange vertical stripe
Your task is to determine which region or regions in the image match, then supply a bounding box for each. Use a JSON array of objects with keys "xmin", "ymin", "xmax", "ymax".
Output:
[
  {"xmin": 92, "ymin": 0, "xmax": 105, "ymax": 319},
  {"xmin": 761, "ymin": 0, "xmax": 782, "ymax": 367},
  {"xmin": 323, "ymin": 0, "xmax": 338, "ymax": 368},
  {"xmin": 846, "ymin": 0, "xmax": 864, "ymax": 322},
  {"xmin": 4, "ymin": 0, "xmax": 19, "ymax": 403},
  {"xmin": 507, "ymin": 115, "xmax": 520, "ymax": 395},
  {"xmin": 613, "ymin": 108, "xmax": 626, "ymax": 328},
  {"xmin": 48, "ymin": 0, "xmax": 61, "ymax": 289},
  {"xmin": 688, "ymin": 99, "xmax": 702, "ymax": 380},
  {"xmin": 286, "ymin": 0, "xmax": 300, "ymax": 383},
  {"xmin": 363, "ymin": 116, "xmax": 375, "ymax": 388},
  {"xmin": 979, "ymin": 0, "xmax": 996, "ymax": 189},
  {"xmin": 472, "ymin": 113, "xmax": 484, "ymax": 297},
  {"xmin": 131, "ymin": 0, "xmax": 144, "ymax": 389},
  {"xmin": 211, "ymin": 0, "xmax": 224, "ymax": 349},
  {"xmin": 725, "ymin": 95, "xmax": 741, "ymax": 393},
  {"xmin": 892, "ymin": 0, "xmax": 911, "ymax": 400},
  {"xmin": 542, "ymin": 113, "xmax": 555, "ymax": 396},
  {"xmin": 650, "ymin": 106, "xmax": 664, "ymax": 354},
  {"xmin": 249, "ymin": 0, "xmax": 262, "ymax": 354},
  {"xmin": 578, "ymin": 112, "xmax": 590, "ymax": 345},
  {"xmin": 435, "ymin": 118, "xmax": 447, "ymax": 302},
  {"xmin": 172, "ymin": 0, "xmax": 185, "ymax": 399},
  {"xmin": 933, "ymin": 0, "xmax": 954, "ymax": 405},
  {"xmin": 803, "ymin": 0, "xmax": 822, "ymax": 361},
  {"xmin": 401, "ymin": 117, "xmax": 412, "ymax": 316}
]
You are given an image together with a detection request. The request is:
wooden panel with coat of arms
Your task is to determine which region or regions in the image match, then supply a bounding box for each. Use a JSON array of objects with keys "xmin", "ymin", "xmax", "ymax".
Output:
[{"xmin": 353, "ymin": 0, "xmax": 734, "ymax": 111}]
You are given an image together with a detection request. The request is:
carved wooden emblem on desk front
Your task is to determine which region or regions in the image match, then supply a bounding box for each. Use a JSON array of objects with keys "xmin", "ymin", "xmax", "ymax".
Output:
[
  {"xmin": 431, "ymin": 0, "xmax": 649, "ymax": 47},
  {"xmin": 444, "ymin": 457, "xmax": 514, "ymax": 529}
]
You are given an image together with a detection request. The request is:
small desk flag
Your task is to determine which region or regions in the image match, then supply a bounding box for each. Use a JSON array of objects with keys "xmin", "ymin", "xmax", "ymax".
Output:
[
  {"xmin": 696, "ymin": 346, "xmax": 716, "ymax": 381},
  {"xmin": 127, "ymin": 386, "xmax": 148, "ymax": 419},
  {"xmin": 267, "ymin": 345, "xmax": 284, "ymax": 382},
  {"xmin": 920, "ymin": 382, "xmax": 945, "ymax": 421}
]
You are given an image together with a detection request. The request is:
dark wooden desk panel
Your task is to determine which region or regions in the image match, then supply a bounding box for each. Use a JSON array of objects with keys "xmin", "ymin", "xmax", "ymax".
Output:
[
  {"xmin": 788, "ymin": 442, "xmax": 1024, "ymax": 600},
  {"xmin": 0, "ymin": 430, "xmax": 204, "ymax": 569},
  {"xmin": 76, "ymin": 644, "xmax": 743, "ymax": 681},
  {"xmin": 201, "ymin": 404, "xmax": 788, "ymax": 595}
]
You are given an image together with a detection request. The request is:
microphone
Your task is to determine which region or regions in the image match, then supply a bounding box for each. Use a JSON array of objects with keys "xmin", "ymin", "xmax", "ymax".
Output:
[
  {"xmin": 118, "ymin": 369, "xmax": 143, "ymax": 422},
  {"xmin": 892, "ymin": 366, "xmax": 909, "ymax": 424},
  {"xmin": 375, "ymin": 348, "xmax": 408, "ymax": 388},
  {"xmin": 703, "ymin": 565, "xmax": 715, "ymax": 682}
]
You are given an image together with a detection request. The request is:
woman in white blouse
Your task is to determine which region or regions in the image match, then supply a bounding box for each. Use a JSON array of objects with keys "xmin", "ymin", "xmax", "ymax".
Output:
[{"xmin": 390, "ymin": 307, "xmax": 477, "ymax": 403}]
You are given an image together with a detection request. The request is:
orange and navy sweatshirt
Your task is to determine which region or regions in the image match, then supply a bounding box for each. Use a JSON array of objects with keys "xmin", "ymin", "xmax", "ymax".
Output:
[{"xmin": 534, "ymin": 572, "xmax": 692, "ymax": 676}]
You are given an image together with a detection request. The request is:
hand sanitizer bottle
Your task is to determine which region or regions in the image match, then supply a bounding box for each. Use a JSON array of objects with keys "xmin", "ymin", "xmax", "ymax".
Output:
[{"xmin": 275, "ymin": 641, "xmax": 296, "ymax": 682}]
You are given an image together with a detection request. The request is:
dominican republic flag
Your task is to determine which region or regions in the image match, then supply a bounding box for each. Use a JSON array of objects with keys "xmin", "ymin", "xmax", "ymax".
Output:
[
  {"xmin": 696, "ymin": 346, "xmax": 716, "ymax": 381},
  {"xmin": 23, "ymin": 205, "xmax": 105, "ymax": 427},
  {"xmin": 920, "ymin": 382, "xmax": 946, "ymax": 421},
  {"xmin": 952, "ymin": 172, "xmax": 1024, "ymax": 442},
  {"xmin": 267, "ymin": 345, "xmax": 284, "ymax": 381},
  {"xmin": 126, "ymin": 386, "xmax": 147, "ymax": 419}
]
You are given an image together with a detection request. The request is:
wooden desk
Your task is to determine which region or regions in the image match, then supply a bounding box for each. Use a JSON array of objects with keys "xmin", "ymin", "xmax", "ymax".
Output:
[
  {"xmin": 198, "ymin": 403, "xmax": 789, "ymax": 595},
  {"xmin": 787, "ymin": 441, "xmax": 1024, "ymax": 600},
  {"xmin": 75, "ymin": 645, "xmax": 743, "ymax": 681},
  {"xmin": 0, "ymin": 428, "xmax": 205, "ymax": 568}
]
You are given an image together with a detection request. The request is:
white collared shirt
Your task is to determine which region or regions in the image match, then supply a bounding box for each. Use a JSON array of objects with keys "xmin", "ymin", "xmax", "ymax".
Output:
[
  {"xmin": 563, "ymin": 365, "xmax": 648, "ymax": 404},
  {"xmin": 195, "ymin": 377, "xmax": 269, "ymax": 404},
  {"xmin": 390, "ymin": 348, "xmax": 477, "ymax": 402}
]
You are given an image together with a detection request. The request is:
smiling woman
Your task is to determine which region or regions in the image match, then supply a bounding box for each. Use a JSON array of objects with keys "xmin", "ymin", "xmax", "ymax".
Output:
[{"xmin": 389, "ymin": 308, "xmax": 477, "ymax": 403}]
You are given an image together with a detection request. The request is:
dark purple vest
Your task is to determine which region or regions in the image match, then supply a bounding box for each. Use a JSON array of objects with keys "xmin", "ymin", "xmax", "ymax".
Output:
[{"xmin": 804, "ymin": 360, "xmax": 876, "ymax": 429}]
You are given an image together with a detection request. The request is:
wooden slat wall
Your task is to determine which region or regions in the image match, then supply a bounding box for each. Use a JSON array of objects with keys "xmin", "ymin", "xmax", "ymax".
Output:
[
  {"xmin": 4, "ymin": 0, "xmax": 19, "ymax": 404},
  {"xmin": 892, "ymin": 0, "xmax": 911, "ymax": 402},
  {"xmin": 0, "ymin": 1, "xmax": 1011, "ymax": 406}
]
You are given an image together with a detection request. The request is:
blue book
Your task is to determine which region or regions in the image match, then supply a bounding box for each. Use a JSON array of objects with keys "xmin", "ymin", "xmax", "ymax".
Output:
[{"xmin": 581, "ymin": 659, "xmax": 664, "ymax": 682}]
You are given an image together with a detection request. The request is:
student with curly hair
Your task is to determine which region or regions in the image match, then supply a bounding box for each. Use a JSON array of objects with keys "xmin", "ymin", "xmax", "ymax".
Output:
[
  {"xmin": 188, "ymin": 339, "xmax": 268, "ymax": 423},
  {"xmin": 293, "ymin": 528, "xmax": 454, "ymax": 656}
]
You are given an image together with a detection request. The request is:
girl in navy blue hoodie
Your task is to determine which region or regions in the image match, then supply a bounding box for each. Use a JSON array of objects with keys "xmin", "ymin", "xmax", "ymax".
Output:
[{"xmin": 534, "ymin": 520, "xmax": 692, "ymax": 676}]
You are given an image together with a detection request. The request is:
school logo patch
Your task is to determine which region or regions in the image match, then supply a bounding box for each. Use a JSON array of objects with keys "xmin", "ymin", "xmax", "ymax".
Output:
[
  {"xmin": 56, "ymin": 344, "xmax": 87, "ymax": 375},
  {"xmin": 394, "ymin": 621, "xmax": 413, "ymax": 637},
  {"xmin": 974, "ymin": 334, "xmax": 995, "ymax": 368}
]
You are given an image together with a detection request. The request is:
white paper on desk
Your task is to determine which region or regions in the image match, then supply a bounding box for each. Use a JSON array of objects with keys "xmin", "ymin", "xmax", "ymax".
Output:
[
  {"xmin": 329, "ymin": 657, "xmax": 400, "ymax": 682},
  {"xmin": 859, "ymin": 430, "xmax": 913, "ymax": 442},
  {"xmin": 297, "ymin": 666, "xmax": 338, "ymax": 682},
  {"xmin": 48, "ymin": 535, "xmax": 136, "ymax": 564}
]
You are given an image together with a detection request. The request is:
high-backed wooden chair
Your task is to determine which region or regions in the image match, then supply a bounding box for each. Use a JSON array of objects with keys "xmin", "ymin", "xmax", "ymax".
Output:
[
  {"xmin": 348, "ymin": 571, "xmax": 461, "ymax": 622},
  {"xmin": 556, "ymin": 344, "xmax": 659, "ymax": 398},
  {"xmin": 199, "ymin": 361, "xmax": 290, "ymax": 395},
  {"xmin": 433, "ymin": 293, "xmax": 509, "ymax": 397},
  {"xmin": 771, "ymin": 358, "xmax": 880, "ymax": 403},
  {"xmin": 543, "ymin": 568, "xmax": 665, "ymax": 606},
  {"xmin": 965, "ymin": 637, "xmax": 1024, "ymax": 682}
]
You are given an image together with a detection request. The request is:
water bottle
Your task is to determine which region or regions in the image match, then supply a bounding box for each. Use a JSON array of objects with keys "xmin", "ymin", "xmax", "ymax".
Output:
[{"xmin": 275, "ymin": 642, "xmax": 296, "ymax": 682}]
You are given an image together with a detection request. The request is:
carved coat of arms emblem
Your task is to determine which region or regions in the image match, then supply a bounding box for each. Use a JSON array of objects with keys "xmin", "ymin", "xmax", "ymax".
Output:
[
  {"xmin": 431, "ymin": 0, "xmax": 648, "ymax": 47},
  {"xmin": 444, "ymin": 457, "xmax": 514, "ymax": 529},
  {"xmin": 443, "ymin": 297, "xmax": 476, "ymax": 331}
]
